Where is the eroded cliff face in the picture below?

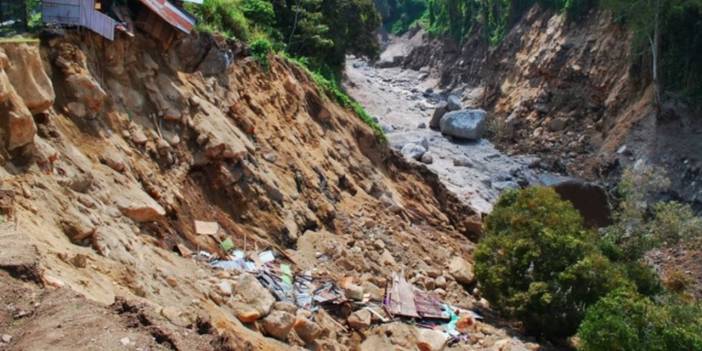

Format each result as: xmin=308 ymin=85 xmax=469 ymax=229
xmin=403 ymin=6 xmax=702 ymax=207
xmin=0 ymin=31 xmax=529 ymax=351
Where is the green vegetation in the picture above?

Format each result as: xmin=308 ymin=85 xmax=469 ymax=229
xmin=475 ymin=187 xmax=628 ymax=337
xmin=475 ymin=166 xmax=702 ymax=344
xmin=285 ymin=55 xmax=386 ymax=140
xmin=578 ymin=289 xmax=702 ymax=351
xmin=374 ymin=0 xmax=428 ymax=34
xmin=249 ymin=37 xmax=273 ymax=70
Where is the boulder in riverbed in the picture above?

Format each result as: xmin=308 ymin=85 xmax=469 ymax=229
xmin=401 ymin=143 xmax=426 ymax=160
xmin=440 ymin=109 xmax=487 ymax=140
xmin=429 ymin=101 xmax=448 ymax=130
xmin=447 ymin=95 xmax=462 ymax=111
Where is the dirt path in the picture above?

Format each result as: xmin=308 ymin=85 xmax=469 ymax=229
xmin=344 ymin=56 xmax=543 ymax=214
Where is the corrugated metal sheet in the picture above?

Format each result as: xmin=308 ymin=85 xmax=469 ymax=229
xmin=42 ymin=0 xmax=116 ymax=40
xmin=43 ymin=0 xmax=81 ymax=26
xmin=136 ymin=0 xmax=195 ymax=33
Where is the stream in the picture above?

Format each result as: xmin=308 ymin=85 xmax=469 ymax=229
xmin=344 ymin=56 xmax=545 ymax=214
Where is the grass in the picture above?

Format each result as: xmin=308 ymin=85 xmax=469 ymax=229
xmin=0 ymin=36 xmax=39 ymax=44
xmin=282 ymin=54 xmax=386 ymax=142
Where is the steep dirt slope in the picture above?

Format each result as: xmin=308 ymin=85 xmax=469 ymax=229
xmin=402 ymin=6 xmax=702 ymax=207
xmin=0 ymin=31 xmax=542 ymax=350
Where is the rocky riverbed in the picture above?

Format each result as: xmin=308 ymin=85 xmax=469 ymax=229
xmin=344 ymin=56 xmax=544 ymax=214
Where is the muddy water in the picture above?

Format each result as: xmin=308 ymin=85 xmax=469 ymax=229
xmin=344 ymin=56 xmax=544 ymax=214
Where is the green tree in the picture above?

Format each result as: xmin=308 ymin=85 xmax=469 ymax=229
xmin=602 ymin=0 xmax=702 ymax=112
xmin=475 ymin=187 xmax=628 ymax=337
xmin=578 ymin=289 xmax=702 ymax=351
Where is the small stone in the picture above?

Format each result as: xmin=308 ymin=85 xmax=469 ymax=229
xmin=421 ymin=153 xmax=434 ymax=164
xmin=434 ymin=276 xmax=447 ymax=289
xmin=347 ymin=309 xmax=371 ymax=330
xmin=119 ymin=337 xmax=130 ymax=346
xmin=214 ymin=280 xmax=231 ymax=296
xmin=344 ymin=283 xmax=364 ymax=301
xmin=166 ymin=276 xmax=178 ymax=288
xmin=418 ymin=122 xmax=427 ymax=129
xmin=401 ymin=143 xmax=426 ymax=160
xmin=447 ymin=95 xmax=462 ymax=111
xmin=453 ymin=157 xmax=472 ymax=167
xmin=1 ymin=334 xmax=12 ymax=343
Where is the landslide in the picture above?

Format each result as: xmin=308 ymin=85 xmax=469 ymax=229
xmin=0 ymin=30 xmax=514 ymax=350
xmin=402 ymin=5 xmax=702 ymax=208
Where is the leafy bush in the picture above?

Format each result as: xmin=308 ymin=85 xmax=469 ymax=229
xmin=187 ymin=0 xmax=251 ymax=40
xmin=578 ymin=289 xmax=702 ymax=351
xmin=250 ymin=37 xmax=273 ymax=70
xmin=284 ymin=55 xmax=385 ymax=140
xmin=475 ymin=187 xmax=627 ymax=337
xmin=602 ymin=164 xmax=701 ymax=261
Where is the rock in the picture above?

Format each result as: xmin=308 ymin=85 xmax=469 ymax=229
xmin=116 ymin=194 xmax=166 ymax=223
xmin=548 ymin=118 xmax=567 ymax=132
xmin=379 ymin=249 xmax=396 ymax=266
xmin=273 ymin=301 xmax=298 ymax=314
xmin=66 ymin=101 xmax=87 ymax=118
xmin=100 ymin=150 xmax=127 ymax=173
xmin=216 ymin=280 xmax=232 ymax=296
xmin=434 ymin=276 xmax=447 ymax=289
xmin=344 ymin=283 xmax=364 ymax=301
xmin=420 ymin=152 xmax=434 ymax=164
xmin=493 ymin=338 xmax=530 ymax=351
xmin=294 ymin=317 xmax=322 ymax=343
xmin=380 ymin=122 xmax=395 ymax=133
xmin=416 ymin=327 xmax=448 ymax=351
xmin=230 ymin=273 xmax=275 ymax=322
xmin=418 ymin=122 xmax=427 ymax=129
xmin=347 ymin=309 xmax=371 ymax=330
xmin=453 ymin=156 xmax=472 ymax=167
xmin=429 ymin=101 xmax=448 ymax=129
xmin=448 ymin=257 xmax=475 ymax=285
xmin=446 ymin=95 xmax=462 ymax=111
xmin=401 ymin=143 xmax=426 ymax=160
xmin=119 ymin=337 xmax=130 ymax=346
xmin=360 ymin=335 xmax=395 ymax=351
xmin=65 ymin=73 xmax=107 ymax=114
xmin=2 ymin=45 xmax=55 ymax=114
xmin=262 ymin=310 xmax=295 ymax=340
xmin=1 ymin=334 xmax=12 ymax=343
xmin=439 ymin=109 xmax=487 ymax=140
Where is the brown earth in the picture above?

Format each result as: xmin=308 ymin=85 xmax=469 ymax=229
xmin=0 ymin=29 xmax=545 ymax=350
xmin=401 ymin=5 xmax=702 ymax=209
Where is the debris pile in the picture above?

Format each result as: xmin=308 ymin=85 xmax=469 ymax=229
xmin=194 ymin=230 xmax=486 ymax=349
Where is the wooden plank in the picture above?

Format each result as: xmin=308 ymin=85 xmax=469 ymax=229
xmin=385 ymin=272 xmax=419 ymax=318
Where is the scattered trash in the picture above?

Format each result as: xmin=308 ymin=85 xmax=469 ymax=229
xmin=195 ymin=220 xmax=220 ymax=236
xmin=219 ymin=238 xmax=234 ymax=252
xmin=259 ymin=250 xmax=275 ymax=264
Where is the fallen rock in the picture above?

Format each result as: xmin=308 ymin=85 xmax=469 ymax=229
xmin=347 ymin=309 xmax=371 ymax=330
xmin=262 ymin=310 xmax=295 ymax=340
xmin=493 ymin=337 xmax=531 ymax=351
xmin=2 ymin=44 xmax=55 ymax=114
xmin=440 ymin=109 xmax=487 ymax=140
xmin=420 ymin=152 xmax=434 ymax=164
xmin=273 ymin=301 xmax=298 ymax=314
xmin=429 ymin=101 xmax=448 ymax=129
xmin=416 ymin=327 xmax=448 ymax=351
xmin=343 ymin=283 xmax=364 ymax=301
xmin=453 ymin=156 xmax=472 ymax=167
xmin=447 ymin=95 xmax=462 ymax=111
xmin=401 ymin=143 xmax=426 ymax=160
xmin=293 ymin=317 xmax=323 ymax=343
xmin=230 ymin=273 xmax=275 ymax=322
xmin=1 ymin=334 xmax=11 ymax=343
xmin=117 ymin=197 xmax=166 ymax=223
xmin=448 ymin=257 xmax=475 ymax=285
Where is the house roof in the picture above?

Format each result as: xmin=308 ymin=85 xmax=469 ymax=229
xmin=137 ymin=0 xmax=195 ymax=33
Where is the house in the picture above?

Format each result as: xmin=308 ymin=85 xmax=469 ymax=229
xmin=41 ymin=0 xmax=198 ymax=43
